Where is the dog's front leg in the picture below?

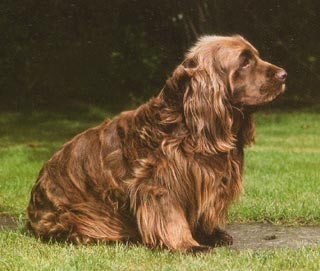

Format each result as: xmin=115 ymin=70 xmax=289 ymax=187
xmin=129 ymin=181 xmax=208 ymax=252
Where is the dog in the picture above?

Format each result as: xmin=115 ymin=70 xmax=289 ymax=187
xmin=27 ymin=35 xmax=286 ymax=252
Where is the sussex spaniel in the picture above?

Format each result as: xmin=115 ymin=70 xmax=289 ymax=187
xmin=27 ymin=35 xmax=287 ymax=252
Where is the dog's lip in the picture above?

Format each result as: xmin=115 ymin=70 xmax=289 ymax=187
xmin=231 ymin=83 xmax=286 ymax=108
xmin=250 ymin=84 xmax=286 ymax=107
xmin=264 ymin=84 xmax=286 ymax=103
xmin=275 ymin=84 xmax=286 ymax=97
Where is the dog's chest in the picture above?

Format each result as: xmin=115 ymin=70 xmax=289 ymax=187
xmin=173 ymin=151 xmax=243 ymax=219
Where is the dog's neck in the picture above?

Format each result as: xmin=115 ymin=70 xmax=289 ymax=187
xmin=232 ymin=108 xmax=256 ymax=148
xmin=134 ymin=93 xmax=255 ymax=155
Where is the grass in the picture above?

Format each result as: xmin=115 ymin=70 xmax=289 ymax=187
xmin=0 ymin=106 xmax=319 ymax=270
xmin=230 ymin=112 xmax=320 ymax=224
xmin=1 ymin=229 xmax=320 ymax=271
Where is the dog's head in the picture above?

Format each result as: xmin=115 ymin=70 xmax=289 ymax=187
xmin=162 ymin=35 xmax=286 ymax=154
xmin=184 ymin=35 xmax=287 ymax=107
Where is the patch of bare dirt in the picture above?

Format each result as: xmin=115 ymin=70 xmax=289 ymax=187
xmin=1 ymin=215 xmax=320 ymax=249
xmin=227 ymin=224 xmax=320 ymax=249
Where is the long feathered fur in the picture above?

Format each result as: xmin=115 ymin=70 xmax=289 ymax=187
xmin=27 ymin=35 xmax=286 ymax=252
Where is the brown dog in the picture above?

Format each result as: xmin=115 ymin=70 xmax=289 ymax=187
xmin=27 ymin=35 xmax=286 ymax=252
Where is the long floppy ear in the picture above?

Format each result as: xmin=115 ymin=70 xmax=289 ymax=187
xmin=183 ymin=62 xmax=235 ymax=154
xmin=161 ymin=64 xmax=193 ymax=108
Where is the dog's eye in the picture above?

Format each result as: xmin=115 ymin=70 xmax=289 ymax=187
xmin=239 ymin=49 xmax=253 ymax=69
xmin=240 ymin=59 xmax=250 ymax=69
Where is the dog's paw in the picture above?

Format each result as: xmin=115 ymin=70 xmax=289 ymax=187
xmin=210 ymin=228 xmax=233 ymax=247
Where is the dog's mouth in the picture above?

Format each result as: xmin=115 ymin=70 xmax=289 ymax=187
xmin=242 ymin=84 xmax=286 ymax=111
xmin=263 ymin=84 xmax=286 ymax=104
xmin=265 ymin=84 xmax=286 ymax=103
xmin=232 ymin=82 xmax=286 ymax=110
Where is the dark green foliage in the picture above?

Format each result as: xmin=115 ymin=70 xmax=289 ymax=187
xmin=0 ymin=1 xmax=319 ymax=110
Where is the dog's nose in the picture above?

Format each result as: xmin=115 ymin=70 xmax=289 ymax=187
xmin=275 ymin=69 xmax=287 ymax=82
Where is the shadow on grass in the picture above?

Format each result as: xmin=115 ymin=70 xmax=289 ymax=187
xmin=0 ymin=105 xmax=120 ymax=147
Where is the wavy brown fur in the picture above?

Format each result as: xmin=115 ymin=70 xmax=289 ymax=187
xmin=27 ymin=35 xmax=286 ymax=251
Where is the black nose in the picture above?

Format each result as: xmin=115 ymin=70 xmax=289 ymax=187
xmin=275 ymin=69 xmax=287 ymax=82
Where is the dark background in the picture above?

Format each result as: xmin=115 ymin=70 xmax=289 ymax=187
xmin=1 ymin=0 xmax=319 ymax=111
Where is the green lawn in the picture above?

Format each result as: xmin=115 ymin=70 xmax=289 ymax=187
xmin=0 ymin=107 xmax=319 ymax=270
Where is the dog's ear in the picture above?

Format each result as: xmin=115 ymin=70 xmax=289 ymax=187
xmin=183 ymin=64 xmax=235 ymax=154
xmin=161 ymin=64 xmax=193 ymax=107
